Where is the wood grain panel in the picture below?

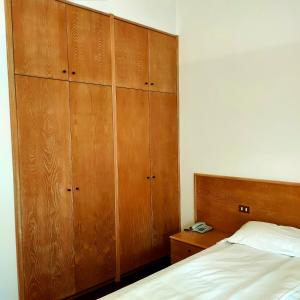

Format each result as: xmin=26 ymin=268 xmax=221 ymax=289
xmin=67 ymin=5 xmax=112 ymax=85
xmin=12 ymin=0 xmax=68 ymax=79
xmin=150 ymin=92 xmax=179 ymax=259
xmin=70 ymin=82 xmax=116 ymax=291
xmin=114 ymin=15 xmax=178 ymax=38
xmin=170 ymin=239 xmax=202 ymax=263
xmin=116 ymin=88 xmax=153 ymax=274
xmin=149 ymin=31 xmax=177 ymax=93
xmin=195 ymin=174 xmax=300 ymax=234
xmin=15 ymin=75 xmax=75 ymax=300
xmin=170 ymin=230 xmax=229 ymax=249
xmin=109 ymin=14 xmax=121 ymax=282
xmin=115 ymin=20 xmax=149 ymax=90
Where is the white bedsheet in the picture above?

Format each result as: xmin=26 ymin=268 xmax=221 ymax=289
xmin=101 ymin=241 xmax=300 ymax=300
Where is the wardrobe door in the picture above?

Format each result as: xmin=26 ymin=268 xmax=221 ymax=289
xmin=115 ymin=20 xmax=149 ymax=90
xmin=67 ymin=5 xmax=112 ymax=85
xmin=70 ymin=83 xmax=115 ymax=291
xmin=117 ymin=88 xmax=153 ymax=273
xmin=149 ymin=31 xmax=177 ymax=93
xmin=12 ymin=0 xmax=68 ymax=80
xmin=15 ymin=76 xmax=75 ymax=300
xmin=150 ymin=92 xmax=179 ymax=259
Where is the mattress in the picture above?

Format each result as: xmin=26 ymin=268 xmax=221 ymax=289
xmin=101 ymin=241 xmax=300 ymax=300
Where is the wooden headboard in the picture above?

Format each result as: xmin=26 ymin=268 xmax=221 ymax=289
xmin=194 ymin=174 xmax=300 ymax=234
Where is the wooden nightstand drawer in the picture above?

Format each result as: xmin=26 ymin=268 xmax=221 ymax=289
xmin=171 ymin=239 xmax=203 ymax=263
xmin=170 ymin=230 xmax=229 ymax=264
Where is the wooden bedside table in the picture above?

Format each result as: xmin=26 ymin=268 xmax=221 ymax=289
xmin=170 ymin=230 xmax=229 ymax=264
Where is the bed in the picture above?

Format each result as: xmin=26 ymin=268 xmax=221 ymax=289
xmin=102 ymin=239 xmax=300 ymax=299
xmin=101 ymin=175 xmax=300 ymax=300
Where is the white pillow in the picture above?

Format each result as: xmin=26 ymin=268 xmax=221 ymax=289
xmin=227 ymin=221 xmax=300 ymax=257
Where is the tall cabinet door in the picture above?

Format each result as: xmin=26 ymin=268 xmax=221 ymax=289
xmin=115 ymin=20 xmax=149 ymax=90
xmin=150 ymin=92 xmax=179 ymax=259
xmin=15 ymin=76 xmax=75 ymax=300
xmin=67 ymin=5 xmax=112 ymax=85
xmin=70 ymin=83 xmax=115 ymax=291
xmin=117 ymin=88 xmax=153 ymax=274
xmin=149 ymin=31 xmax=177 ymax=93
xmin=12 ymin=0 xmax=68 ymax=80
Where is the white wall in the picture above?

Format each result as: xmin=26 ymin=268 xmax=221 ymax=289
xmin=0 ymin=1 xmax=19 ymax=299
xmin=177 ymin=0 xmax=300 ymax=228
xmin=69 ymin=0 xmax=176 ymax=34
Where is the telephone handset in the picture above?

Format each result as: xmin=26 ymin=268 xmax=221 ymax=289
xmin=191 ymin=222 xmax=213 ymax=234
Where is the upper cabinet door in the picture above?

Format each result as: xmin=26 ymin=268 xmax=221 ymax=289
xmin=115 ymin=20 xmax=149 ymax=90
xmin=149 ymin=31 xmax=177 ymax=93
xmin=12 ymin=0 xmax=68 ymax=80
xmin=67 ymin=6 xmax=112 ymax=85
xmin=70 ymin=82 xmax=116 ymax=291
xmin=16 ymin=76 xmax=75 ymax=300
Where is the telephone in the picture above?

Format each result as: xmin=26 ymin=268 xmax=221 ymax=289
xmin=191 ymin=222 xmax=213 ymax=234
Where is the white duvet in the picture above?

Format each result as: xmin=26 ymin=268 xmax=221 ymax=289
xmin=101 ymin=241 xmax=300 ymax=300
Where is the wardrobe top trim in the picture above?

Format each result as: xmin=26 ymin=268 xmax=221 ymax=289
xmin=56 ymin=0 xmax=178 ymax=38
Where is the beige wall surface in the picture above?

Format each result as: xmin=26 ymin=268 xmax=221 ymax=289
xmin=69 ymin=0 xmax=177 ymax=34
xmin=177 ymin=0 xmax=300 ymax=227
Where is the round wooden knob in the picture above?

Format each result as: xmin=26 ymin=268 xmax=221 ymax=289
xmin=72 ymin=71 xmax=76 ymax=75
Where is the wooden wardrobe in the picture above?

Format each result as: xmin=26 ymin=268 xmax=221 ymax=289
xmin=115 ymin=19 xmax=179 ymax=273
xmin=6 ymin=0 xmax=179 ymax=299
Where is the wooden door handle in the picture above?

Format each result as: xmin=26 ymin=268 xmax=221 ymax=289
xmin=67 ymin=188 xmax=72 ymax=192
xmin=62 ymin=69 xmax=67 ymax=73
xmin=72 ymin=71 xmax=76 ymax=75
xmin=75 ymin=187 xmax=80 ymax=191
